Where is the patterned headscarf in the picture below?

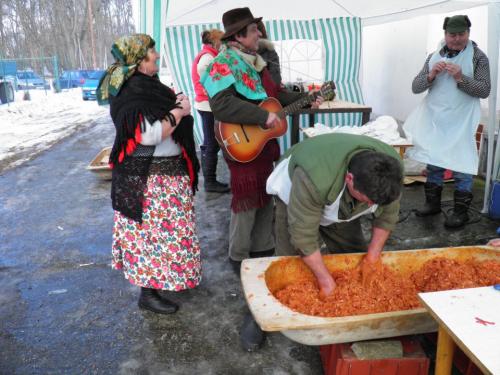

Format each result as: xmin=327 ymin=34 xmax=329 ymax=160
xmin=97 ymin=34 xmax=154 ymax=104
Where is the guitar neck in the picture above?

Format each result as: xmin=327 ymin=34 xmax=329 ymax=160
xmin=278 ymin=93 xmax=317 ymax=118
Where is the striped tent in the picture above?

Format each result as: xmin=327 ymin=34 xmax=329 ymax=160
xmin=164 ymin=18 xmax=363 ymax=151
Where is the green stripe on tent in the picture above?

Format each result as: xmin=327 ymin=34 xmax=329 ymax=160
xmin=335 ymin=19 xmax=350 ymax=124
xmin=286 ymin=20 xmax=293 ymax=39
xmin=292 ymin=19 xmax=300 ymax=39
xmin=318 ymin=19 xmax=331 ymax=85
xmin=172 ymin=27 xmax=189 ymax=93
xmin=153 ymin=0 xmax=161 ymax=51
xmin=140 ymin=0 xmax=147 ymax=33
xmin=296 ymin=21 xmax=307 ymax=39
xmin=345 ymin=18 xmax=355 ymax=82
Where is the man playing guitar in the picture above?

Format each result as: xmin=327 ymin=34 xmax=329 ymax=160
xmin=200 ymin=7 xmax=322 ymax=352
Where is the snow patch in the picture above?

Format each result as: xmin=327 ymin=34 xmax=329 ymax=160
xmin=0 ymin=89 xmax=110 ymax=171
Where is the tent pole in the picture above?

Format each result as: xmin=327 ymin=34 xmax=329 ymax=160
xmin=482 ymin=2 xmax=500 ymax=214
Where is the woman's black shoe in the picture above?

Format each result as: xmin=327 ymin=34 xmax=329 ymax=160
xmin=138 ymin=287 xmax=179 ymax=314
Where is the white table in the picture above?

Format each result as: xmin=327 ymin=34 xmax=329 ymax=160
xmin=418 ymin=286 xmax=500 ymax=375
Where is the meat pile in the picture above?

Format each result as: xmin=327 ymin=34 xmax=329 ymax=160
xmin=273 ymin=257 xmax=500 ymax=317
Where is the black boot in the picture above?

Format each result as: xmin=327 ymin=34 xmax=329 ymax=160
xmin=416 ymin=182 xmax=442 ymax=217
xmin=205 ymin=179 xmax=230 ymax=193
xmin=239 ymin=313 xmax=265 ymax=352
xmin=201 ymin=147 xmax=230 ymax=193
xmin=444 ymin=190 xmax=473 ymax=229
xmin=228 ymin=258 xmax=241 ymax=275
xmin=249 ymin=248 xmax=275 ymax=258
xmin=138 ymin=287 xmax=179 ymax=314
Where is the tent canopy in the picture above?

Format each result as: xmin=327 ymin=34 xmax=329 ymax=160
xmin=140 ymin=0 xmax=499 ymax=212
xmin=165 ymin=0 xmax=488 ymax=26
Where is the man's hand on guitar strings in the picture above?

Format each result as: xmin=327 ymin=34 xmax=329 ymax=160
xmin=265 ymin=112 xmax=280 ymax=129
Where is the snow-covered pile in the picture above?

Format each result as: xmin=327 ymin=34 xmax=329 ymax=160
xmin=0 ymin=89 xmax=109 ymax=171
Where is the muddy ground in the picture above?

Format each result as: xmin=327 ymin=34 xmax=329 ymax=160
xmin=1 ymin=117 xmax=498 ymax=374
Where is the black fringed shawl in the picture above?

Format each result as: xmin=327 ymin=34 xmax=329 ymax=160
xmin=109 ymin=72 xmax=199 ymax=222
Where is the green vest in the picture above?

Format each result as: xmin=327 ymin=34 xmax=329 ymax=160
xmin=285 ymin=133 xmax=402 ymax=204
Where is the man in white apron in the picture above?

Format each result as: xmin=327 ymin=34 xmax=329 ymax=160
xmin=267 ymin=133 xmax=403 ymax=298
xmin=403 ymin=15 xmax=490 ymax=229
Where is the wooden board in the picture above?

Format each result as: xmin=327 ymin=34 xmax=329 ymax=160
xmin=319 ymin=99 xmax=371 ymax=110
xmin=86 ymin=146 xmax=112 ymax=180
xmin=419 ymin=286 xmax=500 ymax=375
xmin=240 ymin=246 xmax=500 ymax=346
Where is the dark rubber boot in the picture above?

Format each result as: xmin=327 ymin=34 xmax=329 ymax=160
xmin=444 ymin=190 xmax=473 ymax=229
xmin=249 ymin=248 xmax=275 ymax=258
xmin=228 ymin=258 xmax=241 ymax=275
xmin=138 ymin=287 xmax=178 ymax=314
xmin=205 ymin=180 xmax=230 ymax=193
xmin=239 ymin=313 xmax=265 ymax=352
xmin=201 ymin=147 xmax=230 ymax=193
xmin=416 ymin=182 xmax=442 ymax=217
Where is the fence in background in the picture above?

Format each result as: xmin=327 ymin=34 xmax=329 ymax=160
xmin=0 ymin=56 xmax=60 ymax=102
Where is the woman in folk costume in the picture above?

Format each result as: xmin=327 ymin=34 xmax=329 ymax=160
xmin=191 ymin=29 xmax=230 ymax=193
xmin=97 ymin=34 xmax=201 ymax=315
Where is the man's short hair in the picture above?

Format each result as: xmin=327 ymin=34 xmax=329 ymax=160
xmin=348 ymin=151 xmax=403 ymax=205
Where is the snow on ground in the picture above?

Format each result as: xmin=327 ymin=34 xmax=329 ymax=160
xmin=0 ymin=89 xmax=110 ymax=172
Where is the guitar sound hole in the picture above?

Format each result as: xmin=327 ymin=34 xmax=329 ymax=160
xmin=239 ymin=124 xmax=250 ymax=142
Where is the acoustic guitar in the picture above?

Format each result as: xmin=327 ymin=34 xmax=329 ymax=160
xmin=215 ymin=81 xmax=335 ymax=163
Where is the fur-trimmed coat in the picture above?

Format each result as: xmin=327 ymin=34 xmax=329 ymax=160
xmin=258 ymin=39 xmax=282 ymax=85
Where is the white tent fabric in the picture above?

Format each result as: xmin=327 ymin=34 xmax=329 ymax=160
xmin=164 ymin=0 xmax=486 ymax=26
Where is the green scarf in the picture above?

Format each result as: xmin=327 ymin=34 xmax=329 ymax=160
xmin=200 ymin=44 xmax=268 ymax=101
xmin=97 ymin=34 xmax=154 ymax=105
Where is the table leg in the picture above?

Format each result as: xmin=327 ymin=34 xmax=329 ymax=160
xmin=309 ymin=113 xmax=315 ymax=127
xmin=362 ymin=111 xmax=370 ymax=125
xmin=397 ymin=147 xmax=405 ymax=158
xmin=435 ymin=325 xmax=455 ymax=375
xmin=291 ymin=114 xmax=300 ymax=145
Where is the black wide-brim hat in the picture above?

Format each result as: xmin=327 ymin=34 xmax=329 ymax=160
xmin=221 ymin=7 xmax=262 ymax=40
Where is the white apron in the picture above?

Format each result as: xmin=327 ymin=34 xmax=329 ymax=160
xmin=403 ymin=40 xmax=480 ymax=175
xmin=266 ymin=156 xmax=378 ymax=226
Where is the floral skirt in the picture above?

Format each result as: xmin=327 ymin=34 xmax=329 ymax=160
xmin=112 ymin=174 xmax=202 ymax=291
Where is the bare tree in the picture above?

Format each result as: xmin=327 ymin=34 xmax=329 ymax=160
xmin=0 ymin=0 xmax=135 ymax=73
